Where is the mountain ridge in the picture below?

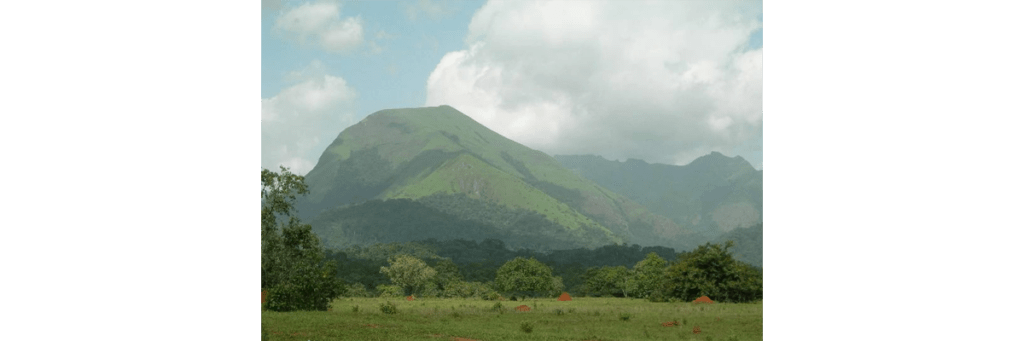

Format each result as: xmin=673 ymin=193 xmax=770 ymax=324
xmin=555 ymin=152 xmax=762 ymax=240
xmin=295 ymin=105 xmax=702 ymax=251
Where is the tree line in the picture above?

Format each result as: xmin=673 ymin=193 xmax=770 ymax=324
xmin=262 ymin=167 xmax=762 ymax=311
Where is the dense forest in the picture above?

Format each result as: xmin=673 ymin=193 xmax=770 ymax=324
xmin=325 ymin=238 xmax=759 ymax=299
xmin=310 ymin=194 xmax=608 ymax=251
xmin=264 ymin=167 xmax=762 ymax=312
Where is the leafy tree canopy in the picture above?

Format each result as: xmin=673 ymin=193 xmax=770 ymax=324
xmin=660 ymin=241 xmax=762 ymax=303
xmin=632 ymin=252 xmax=668 ymax=299
xmin=494 ymin=257 xmax=563 ymax=298
xmin=261 ymin=167 xmax=344 ymax=311
xmin=379 ymin=254 xmax=437 ymax=296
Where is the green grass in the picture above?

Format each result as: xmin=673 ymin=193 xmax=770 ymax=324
xmin=262 ymin=297 xmax=762 ymax=341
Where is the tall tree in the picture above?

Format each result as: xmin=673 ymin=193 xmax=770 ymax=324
xmin=659 ymin=241 xmax=762 ymax=303
xmin=494 ymin=257 xmax=562 ymax=298
xmin=582 ymin=266 xmax=632 ymax=297
xmin=631 ymin=252 xmax=668 ymax=299
xmin=379 ymin=254 xmax=437 ymax=295
xmin=262 ymin=167 xmax=343 ymax=311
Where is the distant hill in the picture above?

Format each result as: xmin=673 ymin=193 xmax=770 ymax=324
xmin=712 ymin=223 xmax=762 ymax=268
xmin=554 ymin=153 xmax=762 ymax=242
xmin=295 ymin=105 xmax=702 ymax=251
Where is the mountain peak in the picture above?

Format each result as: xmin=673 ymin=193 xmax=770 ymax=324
xmin=690 ymin=151 xmax=751 ymax=168
xmin=297 ymin=105 xmax=701 ymax=251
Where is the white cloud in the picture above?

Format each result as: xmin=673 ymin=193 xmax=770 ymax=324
xmin=405 ymin=0 xmax=455 ymax=21
xmin=375 ymin=30 xmax=397 ymax=40
xmin=426 ymin=0 xmax=763 ymax=166
xmin=262 ymin=0 xmax=282 ymax=12
xmin=262 ymin=61 xmax=358 ymax=175
xmin=274 ymin=1 xmax=364 ymax=54
xmin=262 ymin=0 xmax=282 ymax=21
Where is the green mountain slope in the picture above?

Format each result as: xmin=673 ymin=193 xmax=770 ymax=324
xmin=554 ymin=153 xmax=762 ymax=241
xmin=296 ymin=105 xmax=700 ymax=251
xmin=712 ymin=223 xmax=762 ymax=268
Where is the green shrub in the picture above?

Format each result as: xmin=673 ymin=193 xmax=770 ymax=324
xmin=351 ymin=305 xmax=359 ymax=313
xmin=482 ymin=291 xmax=502 ymax=301
xmin=346 ymin=283 xmax=373 ymax=297
xmin=619 ymin=312 xmax=632 ymax=321
xmin=265 ymin=282 xmax=340 ymax=312
xmin=376 ymin=284 xmax=404 ymax=298
xmin=491 ymin=302 xmax=504 ymax=312
xmin=520 ymin=322 xmax=534 ymax=333
xmin=661 ymin=241 xmax=762 ymax=303
xmin=379 ymin=301 xmax=397 ymax=315
xmin=647 ymin=290 xmax=666 ymax=303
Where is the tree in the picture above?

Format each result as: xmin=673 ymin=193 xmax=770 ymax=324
xmin=262 ymin=166 xmax=344 ymax=311
xmin=379 ymin=254 xmax=437 ymax=296
xmin=431 ymin=258 xmax=463 ymax=291
xmin=582 ymin=266 xmax=631 ymax=297
xmin=631 ymin=252 xmax=668 ymax=299
xmin=494 ymin=257 xmax=562 ymax=298
xmin=659 ymin=241 xmax=762 ymax=303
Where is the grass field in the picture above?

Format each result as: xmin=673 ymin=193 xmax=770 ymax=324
xmin=261 ymin=297 xmax=762 ymax=341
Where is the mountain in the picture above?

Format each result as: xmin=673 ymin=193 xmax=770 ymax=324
xmin=295 ymin=105 xmax=701 ymax=251
xmin=554 ymin=153 xmax=762 ymax=241
xmin=712 ymin=223 xmax=762 ymax=268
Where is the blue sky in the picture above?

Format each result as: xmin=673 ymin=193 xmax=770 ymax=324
xmin=262 ymin=0 xmax=763 ymax=175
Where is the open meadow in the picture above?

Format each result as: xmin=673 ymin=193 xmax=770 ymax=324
xmin=261 ymin=296 xmax=762 ymax=341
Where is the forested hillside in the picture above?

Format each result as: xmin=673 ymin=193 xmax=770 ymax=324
xmin=555 ymin=153 xmax=762 ymax=242
xmin=295 ymin=106 xmax=703 ymax=251
xmin=325 ymin=238 xmax=757 ymax=298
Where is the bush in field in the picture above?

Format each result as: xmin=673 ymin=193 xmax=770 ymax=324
xmin=379 ymin=301 xmax=397 ymax=314
xmin=482 ymin=290 xmax=503 ymax=301
xmin=440 ymin=280 xmax=498 ymax=299
xmin=376 ymin=284 xmax=404 ymax=298
xmin=658 ymin=241 xmax=762 ymax=303
xmin=439 ymin=280 xmax=473 ymax=298
xmin=345 ymin=283 xmax=373 ymax=297
xmin=581 ymin=252 xmax=668 ymax=298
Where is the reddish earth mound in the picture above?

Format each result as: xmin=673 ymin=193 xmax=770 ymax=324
xmin=693 ymin=296 xmax=714 ymax=303
xmin=692 ymin=325 xmax=702 ymax=334
xmin=514 ymin=305 xmax=531 ymax=312
xmin=661 ymin=321 xmax=679 ymax=327
xmin=406 ymin=295 xmax=415 ymax=301
xmin=557 ymin=292 xmax=572 ymax=301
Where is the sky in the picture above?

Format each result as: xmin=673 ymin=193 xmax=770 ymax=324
xmin=262 ymin=0 xmax=763 ymax=175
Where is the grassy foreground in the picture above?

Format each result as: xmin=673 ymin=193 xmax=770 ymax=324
xmin=261 ymin=297 xmax=762 ymax=341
